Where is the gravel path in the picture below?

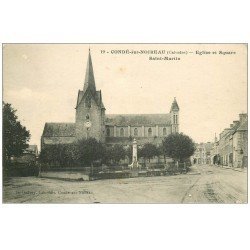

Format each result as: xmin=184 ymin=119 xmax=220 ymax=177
xmin=3 ymin=165 xmax=247 ymax=204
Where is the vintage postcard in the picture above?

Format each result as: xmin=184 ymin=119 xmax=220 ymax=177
xmin=2 ymin=43 xmax=248 ymax=203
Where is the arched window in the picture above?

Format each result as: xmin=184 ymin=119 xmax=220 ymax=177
xmin=107 ymin=128 xmax=110 ymax=137
xmin=85 ymin=96 xmax=91 ymax=108
xmin=163 ymin=127 xmax=167 ymax=136
xmin=148 ymin=128 xmax=152 ymax=137
xmin=86 ymin=114 xmax=90 ymax=120
xmin=134 ymin=128 xmax=138 ymax=136
xmin=174 ymin=114 xmax=178 ymax=124
xmin=120 ymin=128 xmax=124 ymax=137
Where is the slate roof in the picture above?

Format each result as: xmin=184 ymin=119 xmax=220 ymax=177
xmin=24 ymin=145 xmax=38 ymax=155
xmin=204 ymin=142 xmax=213 ymax=152
xmin=83 ymin=49 xmax=96 ymax=94
xmin=236 ymin=120 xmax=247 ymax=131
xmin=75 ymin=50 xmax=105 ymax=109
xmin=76 ymin=90 xmax=84 ymax=106
xmin=231 ymin=120 xmax=247 ymax=135
xmin=95 ymin=90 xmax=105 ymax=109
xmin=42 ymin=123 xmax=75 ymax=137
xmin=105 ymin=114 xmax=171 ymax=126
xmin=75 ymin=89 xmax=105 ymax=109
xmin=26 ymin=145 xmax=38 ymax=152
xmin=170 ymin=98 xmax=179 ymax=112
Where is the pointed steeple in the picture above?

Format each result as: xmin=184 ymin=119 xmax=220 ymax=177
xmin=83 ymin=49 xmax=96 ymax=94
xmin=170 ymin=97 xmax=180 ymax=112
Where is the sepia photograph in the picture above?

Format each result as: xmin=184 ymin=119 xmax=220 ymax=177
xmin=2 ymin=43 xmax=248 ymax=204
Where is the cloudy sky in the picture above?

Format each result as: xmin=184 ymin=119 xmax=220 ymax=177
xmin=3 ymin=44 xmax=247 ymax=149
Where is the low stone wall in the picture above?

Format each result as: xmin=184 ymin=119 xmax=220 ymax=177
xmin=39 ymin=165 xmax=189 ymax=181
xmin=90 ymin=171 xmax=131 ymax=180
xmin=39 ymin=171 xmax=90 ymax=181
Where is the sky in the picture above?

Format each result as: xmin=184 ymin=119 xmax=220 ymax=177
xmin=3 ymin=44 xmax=247 ymax=149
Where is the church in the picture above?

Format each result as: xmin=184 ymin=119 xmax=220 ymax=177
xmin=41 ymin=50 xmax=180 ymax=149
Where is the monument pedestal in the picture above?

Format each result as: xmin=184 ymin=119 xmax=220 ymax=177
xmin=130 ymin=169 xmax=139 ymax=178
xmin=129 ymin=160 xmax=140 ymax=169
xmin=128 ymin=138 xmax=141 ymax=174
xmin=129 ymin=161 xmax=140 ymax=177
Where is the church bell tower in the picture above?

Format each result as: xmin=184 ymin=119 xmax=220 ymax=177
xmin=170 ymin=97 xmax=180 ymax=133
xmin=75 ymin=49 xmax=106 ymax=142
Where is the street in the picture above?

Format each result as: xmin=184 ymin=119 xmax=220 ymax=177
xmin=3 ymin=164 xmax=247 ymax=204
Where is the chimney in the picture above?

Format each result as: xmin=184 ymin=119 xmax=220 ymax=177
xmin=239 ymin=113 xmax=247 ymax=123
xmin=233 ymin=120 xmax=239 ymax=126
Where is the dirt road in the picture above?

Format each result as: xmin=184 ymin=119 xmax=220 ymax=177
xmin=3 ymin=165 xmax=247 ymax=203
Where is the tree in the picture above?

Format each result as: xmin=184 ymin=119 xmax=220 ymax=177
xmin=3 ymin=102 xmax=30 ymax=166
xmin=64 ymin=143 xmax=78 ymax=167
xmin=162 ymin=133 xmax=195 ymax=163
xmin=75 ymin=138 xmax=105 ymax=166
xmin=102 ymin=146 xmax=113 ymax=165
xmin=110 ymin=144 xmax=126 ymax=164
xmin=39 ymin=145 xmax=53 ymax=166
xmin=157 ymin=144 xmax=167 ymax=163
xmin=140 ymin=143 xmax=159 ymax=163
xmin=53 ymin=144 xmax=72 ymax=167
xmin=39 ymin=139 xmax=106 ymax=168
xmin=125 ymin=145 xmax=133 ymax=163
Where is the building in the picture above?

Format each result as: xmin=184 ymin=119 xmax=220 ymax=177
xmin=218 ymin=128 xmax=232 ymax=166
xmin=212 ymin=113 xmax=247 ymax=168
xmin=210 ymin=134 xmax=219 ymax=164
xmin=231 ymin=114 xmax=247 ymax=168
xmin=11 ymin=145 xmax=38 ymax=164
xmin=24 ymin=145 xmax=39 ymax=157
xmin=41 ymin=50 xmax=180 ymax=149
xmin=192 ymin=142 xmax=213 ymax=165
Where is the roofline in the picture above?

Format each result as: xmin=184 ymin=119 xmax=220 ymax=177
xmin=42 ymin=136 xmax=76 ymax=138
xmin=105 ymin=124 xmax=171 ymax=127
xmin=75 ymin=88 xmax=102 ymax=109
xmin=106 ymin=113 xmax=171 ymax=116
xmin=44 ymin=122 xmax=75 ymax=124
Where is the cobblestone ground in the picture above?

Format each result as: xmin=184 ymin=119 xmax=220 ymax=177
xmin=2 ymin=164 xmax=247 ymax=204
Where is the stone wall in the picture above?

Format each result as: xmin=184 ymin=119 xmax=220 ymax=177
xmin=75 ymin=96 xmax=104 ymax=142
xmin=106 ymin=125 xmax=172 ymax=138
xmin=40 ymin=171 xmax=90 ymax=181
xmin=106 ymin=136 xmax=166 ymax=146
xmin=170 ymin=110 xmax=179 ymax=133
xmin=232 ymin=130 xmax=248 ymax=167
